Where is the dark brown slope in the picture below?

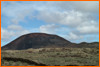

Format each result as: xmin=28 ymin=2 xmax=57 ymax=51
xmin=2 ymin=33 xmax=72 ymax=50
xmin=1 ymin=33 xmax=99 ymax=50
xmin=77 ymin=42 xmax=99 ymax=48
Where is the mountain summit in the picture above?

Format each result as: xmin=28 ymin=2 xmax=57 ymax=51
xmin=2 ymin=33 xmax=72 ymax=50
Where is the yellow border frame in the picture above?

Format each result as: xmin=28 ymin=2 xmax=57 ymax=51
xmin=0 ymin=0 xmax=99 ymax=67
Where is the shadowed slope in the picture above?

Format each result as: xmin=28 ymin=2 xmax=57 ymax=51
xmin=2 ymin=33 xmax=71 ymax=50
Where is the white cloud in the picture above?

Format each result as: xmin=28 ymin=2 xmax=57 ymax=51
xmin=71 ymin=1 xmax=99 ymax=13
xmin=66 ymin=32 xmax=83 ymax=40
xmin=8 ymin=24 xmax=23 ymax=31
xmin=77 ymin=25 xmax=99 ymax=34
xmin=37 ymin=10 xmax=99 ymax=34
xmin=47 ymin=1 xmax=99 ymax=13
xmin=1 ymin=25 xmax=30 ymax=41
xmin=2 ymin=1 xmax=98 ymax=24
xmin=39 ymin=24 xmax=59 ymax=34
xmin=1 ymin=28 xmax=15 ymax=41
xmin=37 ymin=7 xmax=99 ymax=34
xmin=2 ymin=1 xmax=35 ymax=24
xmin=77 ymin=21 xmax=99 ymax=34
xmin=37 ymin=10 xmax=97 ymax=26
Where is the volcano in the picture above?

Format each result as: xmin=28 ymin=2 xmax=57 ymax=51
xmin=2 ymin=33 xmax=72 ymax=50
xmin=1 ymin=33 xmax=99 ymax=50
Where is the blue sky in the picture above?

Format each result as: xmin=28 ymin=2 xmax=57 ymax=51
xmin=1 ymin=1 xmax=99 ymax=46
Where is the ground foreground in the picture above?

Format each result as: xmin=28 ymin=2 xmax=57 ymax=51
xmin=1 ymin=48 xmax=99 ymax=66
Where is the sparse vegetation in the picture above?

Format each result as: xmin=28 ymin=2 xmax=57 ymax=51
xmin=1 ymin=48 xmax=99 ymax=66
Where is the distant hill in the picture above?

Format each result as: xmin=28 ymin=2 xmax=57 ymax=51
xmin=1 ymin=33 xmax=99 ymax=50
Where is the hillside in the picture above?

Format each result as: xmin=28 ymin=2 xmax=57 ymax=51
xmin=1 ymin=33 xmax=99 ymax=50
xmin=1 ymin=48 xmax=99 ymax=66
xmin=1 ymin=33 xmax=99 ymax=66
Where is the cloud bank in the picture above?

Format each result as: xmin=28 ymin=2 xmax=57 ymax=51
xmin=1 ymin=1 xmax=99 ymax=45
